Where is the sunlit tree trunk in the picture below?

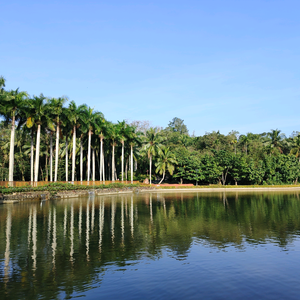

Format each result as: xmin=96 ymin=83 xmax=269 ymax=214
xmin=131 ymin=145 xmax=133 ymax=184
xmin=92 ymin=148 xmax=95 ymax=181
xmin=72 ymin=126 xmax=76 ymax=182
xmin=31 ymin=130 xmax=34 ymax=182
xmin=54 ymin=124 xmax=59 ymax=182
xmin=159 ymin=170 xmax=165 ymax=184
xmin=87 ymin=130 xmax=91 ymax=182
xmin=8 ymin=112 xmax=15 ymax=184
xmin=65 ymin=137 xmax=68 ymax=182
xmin=80 ymin=139 xmax=83 ymax=181
xmin=149 ymin=154 xmax=152 ymax=184
xmin=50 ymin=132 xmax=53 ymax=182
xmin=34 ymin=124 xmax=41 ymax=182
xmin=102 ymin=150 xmax=105 ymax=183
xmin=121 ymin=141 xmax=124 ymax=181
xmin=111 ymin=146 xmax=115 ymax=181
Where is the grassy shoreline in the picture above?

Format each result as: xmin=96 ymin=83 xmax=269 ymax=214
xmin=1 ymin=182 xmax=300 ymax=195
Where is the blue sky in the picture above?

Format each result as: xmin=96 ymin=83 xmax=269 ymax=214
xmin=1 ymin=0 xmax=300 ymax=136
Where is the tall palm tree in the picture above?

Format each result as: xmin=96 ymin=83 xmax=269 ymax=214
xmin=107 ymin=122 xmax=120 ymax=182
xmin=142 ymin=128 xmax=164 ymax=184
xmin=94 ymin=117 xmax=107 ymax=182
xmin=27 ymin=94 xmax=53 ymax=182
xmin=66 ymin=101 xmax=87 ymax=182
xmin=155 ymin=147 xmax=177 ymax=184
xmin=290 ymin=134 xmax=300 ymax=162
xmin=127 ymin=125 xmax=142 ymax=183
xmin=0 ymin=88 xmax=28 ymax=183
xmin=48 ymin=97 xmax=67 ymax=182
xmin=239 ymin=134 xmax=250 ymax=155
xmin=82 ymin=107 xmax=103 ymax=182
xmin=265 ymin=129 xmax=286 ymax=154
xmin=118 ymin=121 xmax=132 ymax=182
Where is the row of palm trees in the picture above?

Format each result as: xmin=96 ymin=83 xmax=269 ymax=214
xmin=1 ymin=78 xmax=166 ymax=183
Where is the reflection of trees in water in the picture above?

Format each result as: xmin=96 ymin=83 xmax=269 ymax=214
xmin=1 ymin=191 xmax=300 ymax=298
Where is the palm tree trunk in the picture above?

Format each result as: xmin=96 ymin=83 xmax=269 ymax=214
xmin=65 ymin=137 xmax=68 ymax=182
xmin=159 ymin=170 xmax=165 ymax=184
xmin=125 ymin=158 xmax=128 ymax=181
xmin=50 ymin=132 xmax=53 ymax=182
xmin=8 ymin=111 xmax=15 ymax=184
xmin=100 ymin=138 xmax=103 ymax=181
xmin=87 ymin=130 xmax=91 ymax=182
xmin=31 ymin=130 xmax=34 ymax=182
xmin=54 ymin=124 xmax=59 ymax=182
xmin=92 ymin=148 xmax=95 ymax=181
xmin=102 ymin=150 xmax=105 ymax=183
xmin=45 ymin=153 xmax=48 ymax=181
xmin=122 ymin=142 xmax=124 ymax=182
xmin=72 ymin=126 xmax=76 ymax=182
xmin=34 ymin=124 xmax=41 ymax=182
xmin=80 ymin=139 xmax=83 ymax=181
xmin=112 ymin=144 xmax=115 ymax=182
xmin=149 ymin=154 xmax=152 ymax=185
xmin=131 ymin=145 xmax=133 ymax=184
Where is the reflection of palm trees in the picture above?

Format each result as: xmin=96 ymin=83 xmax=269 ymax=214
xmin=150 ymin=193 xmax=153 ymax=223
xmin=47 ymin=208 xmax=52 ymax=245
xmin=79 ymin=200 xmax=82 ymax=237
xmin=52 ymin=207 xmax=56 ymax=268
xmin=70 ymin=204 xmax=74 ymax=262
xmin=111 ymin=198 xmax=116 ymax=243
xmin=32 ymin=206 xmax=37 ymax=272
xmin=4 ymin=207 xmax=12 ymax=283
xmin=86 ymin=200 xmax=90 ymax=260
xmin=121 ymin=198 xmax=125 ymax=245
xmin=130 ymin=195 xmax=134 ymax=238
xmin=99 ymin=199 xmax=105 ymax=252
xmin=64 ymin=206 xmax=67 ymax=239
xmin=91 ymin=198 xmax=95 ymax=232
xmin=28 ymin=206 xmax=32 ymax=249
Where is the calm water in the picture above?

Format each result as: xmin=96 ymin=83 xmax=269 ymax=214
xmin=1 ymin=191 xmax=300 ymax=299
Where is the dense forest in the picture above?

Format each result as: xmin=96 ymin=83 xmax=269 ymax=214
xmin=1 ymin=76 xmax=300 ymax=185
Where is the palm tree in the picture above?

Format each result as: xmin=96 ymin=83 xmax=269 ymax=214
xmin=239 ymin=134 xmax=250 ymax=155
xmin=66 ymin=101 xmax=88 ymax=182
xmin=0 ymin=88 xmax=28 ymax=183
xmin=118 ymin=121 xmax=132 ymax=182
xmin=94 ymin=117 xmax=107 ymax=182
xmin=290 ymin=134 xmax=300 ymax=162
xmin=82 ymin=107 xmax=103 ymax=182
xmin=142 ymin=128 xmax=164 ymax=184
xmin=48 ymin=97 xmax=67 ymax=182
xmin=155 ymin=147 xmax=177 ymax=184
xmin=107 ymin=122 xmax=120 ymax=182
xmin=265 ymin=129 xmax=286 ymax=154
xmin=27 ymin=94 xmax=53 ymax=182
xmin=127 ymin=125 xmax=142 ymax=183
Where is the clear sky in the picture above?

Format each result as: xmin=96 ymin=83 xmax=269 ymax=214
xmin=1 ymin=0 xmax=300 ymax=136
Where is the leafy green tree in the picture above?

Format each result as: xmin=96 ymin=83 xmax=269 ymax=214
xmin=0 ymin=88 xmax=28 ymax=183
xmin=264 ymin=129 xmax=286 ymax=155
xmin=142 ymin=128 xmax=164 ymax=184
xmin=48 ymin=97 xmax=67 ymax=181
xmin=290 ymin=134 xmax=300 ymax=162
xmin=229 ymin=154 xmax=248 ymax=185
xmin=67 ymin=101 xmax=88 ymax=181
xmin=167 ymin=117 xmax=189 ymax=135
xmin=155 ymin=147 xmax=177 ymax=183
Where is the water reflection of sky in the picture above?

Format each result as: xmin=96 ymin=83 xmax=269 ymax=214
xmin=1 ymin=192 xmax=300 ymax=299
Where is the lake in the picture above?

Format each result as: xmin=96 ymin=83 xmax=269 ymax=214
xmin=1 ymin=191 xmax=300 ymax=299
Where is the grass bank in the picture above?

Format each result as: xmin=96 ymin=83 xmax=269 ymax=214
xmin=0 ymin=182 xmax=142 ymax=195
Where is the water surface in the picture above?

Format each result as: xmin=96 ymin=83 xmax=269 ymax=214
xmin=1 ymin=191 xmax=300 ymax=299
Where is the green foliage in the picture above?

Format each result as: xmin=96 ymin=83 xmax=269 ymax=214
xmin=0 ymin=182 xmax=140 ymax=194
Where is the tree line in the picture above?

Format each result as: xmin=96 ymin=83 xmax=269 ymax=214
xmin=0 ymin=76 xmax=300 ymax=185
